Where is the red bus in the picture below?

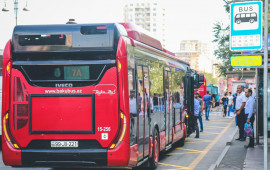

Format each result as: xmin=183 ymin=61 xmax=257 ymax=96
xmin=194 ymin=72 xmax=207 ymax=98
xmin=2 ymin=22 xmax=195 ymax=168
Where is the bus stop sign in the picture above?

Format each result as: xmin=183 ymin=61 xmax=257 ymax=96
xmin=230 ymin=1 xmax=262 ymax=51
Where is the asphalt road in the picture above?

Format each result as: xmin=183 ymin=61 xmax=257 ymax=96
xmin=0 ymin=109 xmax=237 ymax=170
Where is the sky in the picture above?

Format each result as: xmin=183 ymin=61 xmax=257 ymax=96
xmin=0 ymin=0 xmax=229 ymax=52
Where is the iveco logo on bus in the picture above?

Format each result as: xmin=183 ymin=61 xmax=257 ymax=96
xmin=55 ymin=83 xmax=73 ymax=87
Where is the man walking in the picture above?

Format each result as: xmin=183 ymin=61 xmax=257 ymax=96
xmin=194 ymin=96 xmax=200 ymax=138
xmin=195 ymin=93 xmax=204 ymax=132
xmin=244 ymin=89 xmax=255 ymax=148
xmin=234 ymin=85 xmax=247 ymax=141
xmin=203 ymin=91 xmax=212 ymax=121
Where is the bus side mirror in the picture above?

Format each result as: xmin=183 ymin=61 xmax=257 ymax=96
xmin=193 ymin=73 xmax=199 ymax=88
xmin=199 ymin=73 xmax=204 ymax=84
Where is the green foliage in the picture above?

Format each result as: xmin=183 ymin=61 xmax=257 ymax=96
xmin=213 ymin=0 xmax=234 ymax=77
xmin=149 ymin=62 xmax=164 ymax=94
xmin=200 ymin=71 xmax=218 ymax=85
xmin=213 ymin=0 xmax=270 ymax=77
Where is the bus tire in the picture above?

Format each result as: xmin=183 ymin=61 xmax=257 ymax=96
xmin=177 ymin=137 xmax=185 ymax=147
xmin=148 ymin=128 xmax=159 ymax=169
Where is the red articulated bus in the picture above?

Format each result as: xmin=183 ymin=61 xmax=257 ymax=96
xmin=193 ymin=72 xmax=207 ymax=98
xmin=2 ymin=22 xmax=195 ymax=168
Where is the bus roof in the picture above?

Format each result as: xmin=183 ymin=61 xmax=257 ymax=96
xmin=11 ymin=22 xmax=188 ymax=66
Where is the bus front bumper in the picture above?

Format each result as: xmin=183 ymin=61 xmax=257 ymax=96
xmin=21 ymin=149 xmax=107 ymax=167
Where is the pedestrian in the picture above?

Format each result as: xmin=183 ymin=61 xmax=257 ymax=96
xmin=194 ymin=96 xmax=200 ymax=138
xmin=244 ymin=89 xmax=255 ymax=148
xmin=234 ymin=85 xmax=247 ymax=141
xmin=203 ymin=91 xmax=212 ymax=121
xmin=195 ymin=93 xmax=204 ymax=132
xmin=228 ymin=92 xmax=234 ymax=118
xmin=129 ymin=90 xmax=137 ymax=142
xmin=233 ymin=93 xmax=238 ymax=125
xmin=153 ymin=93 xmax=159 ymax=113
xmin=221 ymin=93 xmax=228 ymax=117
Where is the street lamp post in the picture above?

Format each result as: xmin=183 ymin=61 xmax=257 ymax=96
xmin=2 ymin=0 xmax=29 ymax=25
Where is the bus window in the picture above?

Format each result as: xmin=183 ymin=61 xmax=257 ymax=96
xmin=149 ymin=61 xmax=164 ymax=131
xmin=136 ymin=65 xmax=144 ymax=159
xmin=128 ymin=69 xmax=137 ymax=145
xmin=251 ymin=13 xmax=256 ymax=17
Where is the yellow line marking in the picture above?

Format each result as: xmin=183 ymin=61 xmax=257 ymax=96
xmin=189 ymin=138 xmax=212 ymax=142
xmin=203 ymin=132 xmax=222 ymax=135
xmin=211 ymin=122 xmax=231 ymax=125
xmin=187 ymin=120 xmax=234 ymax=169
xmin=185 ymin=142 xmax=198 ymax=143
xmin=206 ymin=126 xmax=226 ymax=128
xmin=176 ymin=148 xmax=203 ymax=152
xmin=185 ymin=140 xmax=210 ymax=143
xmin=204 ymin=127 xmax=224 ymax=130
xmin=158 ymin=162 xmax=188 ymax=169
xmin=167 ymin=151 xmax=201 ymax=155
xmin=200 ymin=133 xmax=216 ymax=136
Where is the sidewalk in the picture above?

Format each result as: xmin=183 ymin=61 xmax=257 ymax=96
xmin=243 ymin=145 xmax=270 ymax=170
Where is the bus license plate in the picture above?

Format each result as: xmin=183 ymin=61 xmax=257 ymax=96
xmin=51 ymin=141 xmax=78 ymax=148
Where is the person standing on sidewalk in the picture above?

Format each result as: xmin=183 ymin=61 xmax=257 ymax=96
xmin=194 ymin=96 xmax=200 ymax=138
xmin=221 ymin=93 xmax=228 ymax=117
xmin=244 ymin=89 xmax=255 ymax=148
xmin=195 ymin=93 xmax=204 ymax=132
xmin=235 ymin=85 xmax=247 ymax=141
xmin=233 ymin=93 xmax=238 ymax=125
xmin=203 ymin=91 xmax=212 ymax=121
xmin=228 ymin=92 xmax=234 ymax=117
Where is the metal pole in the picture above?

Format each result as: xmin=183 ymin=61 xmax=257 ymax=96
xmin=14 ymin=0 xmax=18 ymax=25
xmin=256 ymin=68 xmax=259 ymax=145
xmin=263 ymin=0 xmax=269 ymax=169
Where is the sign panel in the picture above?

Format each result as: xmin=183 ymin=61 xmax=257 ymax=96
xmin=230 ymin=1 xmax=262 ymax=51
xmin=231 ymin=55 xmax=262 ymax=67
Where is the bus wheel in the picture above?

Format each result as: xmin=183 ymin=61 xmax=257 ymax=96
xmin=236 ymin=20 xmax=241 ymax=24
xmin=149 ymin=129 xmax=159 ymax=169
xmin=249 ymin=19 xmax=254 ymax=23
xmin=177 ymin=137 xmax=185 ymax=147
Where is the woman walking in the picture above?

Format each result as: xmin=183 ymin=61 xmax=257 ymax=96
xmin=221 ymin=93 xmax=228 ymax=117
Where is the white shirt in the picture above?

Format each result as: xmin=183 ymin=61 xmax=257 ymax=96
xmin=245 ymin=96 xmax=255 ymax=118
xmin=228 ymin=96 xmax=233 ymax=105
xmin=194 ymin=98 xmax=200 ymax=116
xmin=129 ymin=97 xmax=137 ymax=114
xmin=235 ymin=91 xmax=247 ymax=110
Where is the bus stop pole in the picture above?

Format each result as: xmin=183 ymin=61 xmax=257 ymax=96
xmin=263 ymin=0 xmax=269 ymax=169
xmin=256 ymin=68 xmax=259 ymax=145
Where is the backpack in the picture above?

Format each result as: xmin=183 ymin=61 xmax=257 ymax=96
xmin=244 ymin=123 xmax=253 ymax=137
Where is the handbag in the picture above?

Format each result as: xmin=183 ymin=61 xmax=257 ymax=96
xmin=244 ymin=123 xmax=253 ymax=137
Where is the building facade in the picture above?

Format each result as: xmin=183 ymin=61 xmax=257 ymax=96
xmin=176 ymin=40 xmax=208 ymax=71
xmin=124 ymin=0 xmax=166 ymax=47
xmin=176 ymin=40 xmax=218 ymax=77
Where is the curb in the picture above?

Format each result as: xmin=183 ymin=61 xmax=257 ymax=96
xmin=208 ymin=126 xmax=238 ymax=170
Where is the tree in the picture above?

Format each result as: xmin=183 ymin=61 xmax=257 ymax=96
xmin=200 ymin=71 xmax=218 ymax=85
xmin=213 ymin=0 xmax=233 ymax=77
xmin=213 ymin=0 xmax=270 ymax=77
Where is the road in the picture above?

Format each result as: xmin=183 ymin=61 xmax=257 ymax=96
xmin=0 ymin=109 xmax=237 ymax=170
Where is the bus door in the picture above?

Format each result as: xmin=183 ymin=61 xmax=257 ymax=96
xmin=183 ymin=74 xmax=195 ymax=136
xmin=136 ymin=65 xmax=150 ymax=160
xmin=164 ymin=70 xmax=172 ymax=145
